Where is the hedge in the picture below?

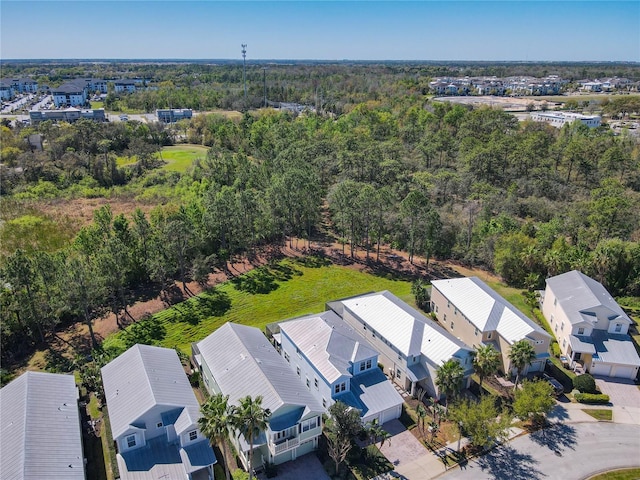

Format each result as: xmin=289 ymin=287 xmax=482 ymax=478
xmin=573 ymin=373 xmax=597 ymax=394
xmin=575 ymin=393 xmax=610 ymax=404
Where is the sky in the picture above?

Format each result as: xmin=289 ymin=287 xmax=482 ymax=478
xmin=1 ymin=1 xmax=639 ymax=62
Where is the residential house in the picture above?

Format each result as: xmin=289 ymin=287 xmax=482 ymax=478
xmin=275 ymin=310 xmax=403 ymax=425
xmin=0 ymin=371 xmax=86 ymax=480
xmin=101 ymin=344 xmax=216 ymax=480
xmin=193 ymin=322 xmax=324 ymax=472
xmin=327 ymin=291 xmax=475 ymax=399
xmin=542 ymin=270 xmax=640 ymax=379
xmin=431 ymin=277 xmax=552 ymax=376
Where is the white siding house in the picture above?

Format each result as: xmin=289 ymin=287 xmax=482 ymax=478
xmin=101 ymin=344 xmax=216 ymax=480
xmin=542 ymin=270 xmax=640 ymax=380
xmin=0 ymin=371 xmax=86 ymax=480
xmin=431 ymin=277 xmax=551 ymax=376
xmin=276 ymin=310 xmax=403 ymax=425
xmin=327 ymin=291 xmax=475 ymax=399
xmin=193 ymin=322 xmax=324 ymax=473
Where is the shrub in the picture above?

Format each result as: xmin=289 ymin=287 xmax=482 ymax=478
xmin=573 ymin=374 xmax=597 ymax=394
xmin=551 ymin=342 xmax=561 ymax=357
xmin=574 ymin=393 xmax=610 ymax=404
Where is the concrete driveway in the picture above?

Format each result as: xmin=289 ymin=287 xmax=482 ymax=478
xmin=255 ymin=452 xmax=329 ymax=480
xmin=438 ymin=423 xmax=640 ymax=480
xmin=594 ymin=376 xmax=640 ymax=407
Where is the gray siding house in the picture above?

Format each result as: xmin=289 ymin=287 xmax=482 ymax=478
xmin=101 ymin=344 xmax=216 ymax=480
xmin=193 ymin=322 xmax=324 ymax=472
xmin=0 ymin=371 xmax=86 ymax=480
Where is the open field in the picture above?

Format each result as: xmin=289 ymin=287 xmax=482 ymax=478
xmin=102 ymin=258 xmax=414 ymax=355
xmin=159 ymin=144 xmax=209 ymax=172
xmin=90 ymin=101 xmax=104 ymax=109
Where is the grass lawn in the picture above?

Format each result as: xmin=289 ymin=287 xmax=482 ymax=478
xmin=581 ymin=409 xmax=612 ymax=421
xmin=586 ymin=468 xmax=640 ymax=480
xmin=116 ymin=155 xmax=137 ymax=167
xmin=102 ymin=258 xmax=413 ymax=355
xmin=90 ymin=101 xmax=104 ymax=109
xmin=158 ymin=144 xmax=209 ymax=172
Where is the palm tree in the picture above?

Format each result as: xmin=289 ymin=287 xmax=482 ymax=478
xmin=472 ymin=344 xmax=501 ymax=396
xmin=435 ymin=359 xmax=465 ymax=409
xmin=199 ymin=394 xmax=234 ymax=480
xmin=509 ymin=339 xmax=536 ymax=391
xmin=233 ymin=395 xmax=271 ymax=480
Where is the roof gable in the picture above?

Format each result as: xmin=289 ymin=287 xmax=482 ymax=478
xmin=546 ymin=270 xmax=631 ymax=325
xmin=101 ymin=344 xmax=200 ymax=439
xmin=196 ymin=323 xmax=323 ymax=415
xmin=432 ymin=277 xmax=550 ymax=343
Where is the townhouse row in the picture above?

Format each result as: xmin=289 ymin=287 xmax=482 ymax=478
xmin=2 ymin=270 xmax=637 ymax=479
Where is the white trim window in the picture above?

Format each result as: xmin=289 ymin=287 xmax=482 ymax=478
xmin=189 ymin=430 xmax=198 ymax=441
xmin=126 ymin=434 xmax=136 ymax=448
xmin=300 ymin=417 xmax=320 ymax=432
xmin=334 ymin=382 xmax=346 ymax=394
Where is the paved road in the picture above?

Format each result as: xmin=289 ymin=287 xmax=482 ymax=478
xmin=436 ymin=422 xmax=640 ymax=480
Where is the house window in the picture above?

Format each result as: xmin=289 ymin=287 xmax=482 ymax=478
xmin=444 ymin=314 xmax=447 ymax=322
xmin=126 ymin=435 xmax=136 ymax=448
xmin=366 ymin=359 xmax=372 ymax=369
xmin=156 ymin=422 xmax=163 ymax=429
xmin=454 ymin=308 xmax=457 ymax=316
xmin=189 ymin=430 xmax=197 ymax=441
xmin=322 ymin=398 xmax=327 ymax=408
xmin=301 ymin=417 xmax=319 ymax=432
xmin=284 ymin=352 xmax=290 ymax=363
xmin=334 ymin=382 xmax=346 ymax=394
xmin=577 ymin=328 xmax=584 ymax=335
xmin=561 ymin=323 xmax=564 ymax=331
xmin=614 ymin=324 xmax=622 ymax=333
xmin=562 ymin=339 xmax=566 ymax=348
xmin=306 ymin=377 xmax=310 ymax=389
xmin=314 ymin=378 xmax=319 ymax=389
xmin=296 ymin=348 xmax=301 ymax=358
xmin=396 ymin=368 xmax=402 ymax=380
xmin=296 ymin=366 xmax=300 ymax=376
xmin=450 ymin=321 xmax=454 ymax=330
xmin=487 ymin=332 xmax=492 ymax=340
xmin=554 ymin=298 xmax=557 ymax=307
xmin=550 ymin=314 xmax=554 ymax=324
xmin=474 ymin=328 xmax=478 ymax=336
xmin=554 ymin=325 xmax=558 ymax=333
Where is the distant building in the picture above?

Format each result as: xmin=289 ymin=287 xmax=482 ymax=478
xmin=114 ymin=79 xmax=137 ymax=93
xmin=156 ymin=108 xmax=193 ymax=123
xmin=52 ymin=80 xmax=89 ymax=107
xmin=29 ymin=108 xmax=106 ymax=124
xmin=530 ymin=111 xmax=601 ymax=128
xmin=0 ymin=79 xmax=14 ymax=100
xmin=10 ymin=77 xmax=39 ymax=93
xmin=85 ymin=78 xmax=109 ymax=94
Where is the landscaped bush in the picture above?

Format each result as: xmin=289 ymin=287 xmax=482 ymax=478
xmin=574 ymin=393 xmax=610 ymax=404
xmin=573 ymin=373 xmax=597 ymax=393
xmin=551 ymin=341 xmax=561 ymax=357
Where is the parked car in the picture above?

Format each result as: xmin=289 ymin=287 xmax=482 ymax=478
xmin=543 ymin=373 xmax=564 ymax=396
xmin=560 ymin=355 xmax=570 ymax=368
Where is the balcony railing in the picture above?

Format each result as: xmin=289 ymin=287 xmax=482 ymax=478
xmin=269 ymin=436 xmax=300 ymax=455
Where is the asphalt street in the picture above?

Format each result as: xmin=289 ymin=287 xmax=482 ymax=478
xmin=436 ymin=422 xmax=640 ymax=480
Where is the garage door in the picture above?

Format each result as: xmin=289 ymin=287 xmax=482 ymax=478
xmin=529 ymin=360 xmax=544 ymax=373
xmin=590 ymin=363 xmax=611 ymax=376
xmin=379 ymin=405 xmax=401 ymax=425
xmin=296 ymin=438 xmax=316 ymax=458
xmin=611 ymin=365 xmax=637 ymax=379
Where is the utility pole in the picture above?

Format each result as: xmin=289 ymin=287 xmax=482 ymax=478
xmin=263 ymin=67 xmax=267 ymax=108
xmin=241 ymin=44 xmax=247 ymax=102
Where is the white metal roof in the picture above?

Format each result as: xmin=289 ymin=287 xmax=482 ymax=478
xmin=431 ymin=277 xmax=550 ymax=344
xmin=196 ymin=322 xmax=323 ymax=415
xmin=0 ymin=371 xmax=85 ymax=480
xmin=545 ymin=270 xmax=631 ymax=326
xmin=101 ymin=344 xmax=201 ymax=439
xmin=340 ymin=291 xmax=473 ymax=366
xmin=280 ymin=311 xmax=378 ymax=384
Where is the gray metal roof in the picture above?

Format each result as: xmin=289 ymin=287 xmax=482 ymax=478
xmin=546 ymin=270 xmax=632 ymax=326
xmin=431 ymin=277 xmax=550 ymax=343
xmin=0 ymin=371 xmax=85 ymax=480
xmin=590 ymin=331 xmax=640 ymax=367
xmin=339 ymin=369 xmax=403 ymax=419
xmin=279 ymin=311 xmax=378 ymax=383
xmin=196 ymin=322 xmax=323 ymax=415
xmin=101 ymin=344 xmax=201 ymax=439
xmin=339 ymin=291 xmax=474 ymax=366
